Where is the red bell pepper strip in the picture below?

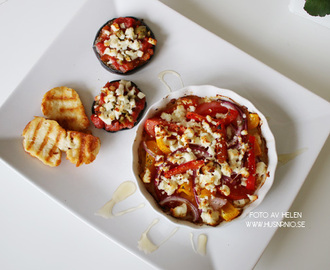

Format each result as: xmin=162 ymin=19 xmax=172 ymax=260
xmin=246 ymin=135 xmax=256 ymax=191
xmin=144 ymin=118 xmax=186 ymax=137
xmin=186 ymin=111 xmax=209 ymax=123
xmin=223 ymin=109 xmax=239 ymax=125
xmin=186 ymin=110 xmax=238 ymax=127
xmin=195 ymin=101 xmax=228 ymax=117
xmin=164 ymin=160 xmax=205 ymax=178
xmin=215 ymin=123 xmax=227 ymax=163
xmin=186 ymin=112 xmax=225 ymax=129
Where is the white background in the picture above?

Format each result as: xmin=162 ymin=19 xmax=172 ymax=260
xmin=0 ymin=0 xmax=329 ymax=269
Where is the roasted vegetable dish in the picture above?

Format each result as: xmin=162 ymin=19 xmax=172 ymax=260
xmin=138 ymin=95 xmax=269 ymax=226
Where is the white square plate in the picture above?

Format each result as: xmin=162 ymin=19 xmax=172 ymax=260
xmin=0 ymin=0 xmax=329 ymax=269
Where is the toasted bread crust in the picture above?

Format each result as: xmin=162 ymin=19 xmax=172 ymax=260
xmin=22 ymin=117 xmax=66 ymax=167
xmin=41 ymin=87 xmax=90 ymax=131
xmin=22 ymin=117 xmax=100 ymax=167
xmin=66 ymin=131 xmax=101 ymax=167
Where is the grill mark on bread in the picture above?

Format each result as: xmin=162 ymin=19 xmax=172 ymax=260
xmin=41 ymin=87 xmax=90 ymax=131
xmin=37 ymin=120 xmax=52 ymax=157
xmin=22 ymin=117 xmax=64 ymax=167
xmin=49 ymin=96 xmax=77 ymax=101
xmin=59 ymin=107 xmax=80 ymax=113
xmin=23 ymin=118 xmax=100 ymax=167
xmin=47 ymin=125 xmax=65 ymax=165
xmin=57 ymin=117 xmax=76 ymax=128
xmin=26 ymin=118 xmax=43 ymax=151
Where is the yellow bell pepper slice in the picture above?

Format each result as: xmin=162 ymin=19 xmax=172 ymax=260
xmin=178 ymin=182 xmax=194 ymax=197
xmin=254 ymin=139 xmax=262 ymax=156
xmin=248 ymin=113 xmax=260 ymax=130
xmin=199 ymin=189 xmax=213 ymax=198
xmin=220 ymin=202 xmax=240 ymax=221
xmin=141 ymin=140 xmax=162 ymax=182
xmin=177 ymin=182 xmax=196 ymax=203
xmin=146 ymin=140 xmax=163 ymax=156
xmin=156 ymin=137 xmax=171 ymax=154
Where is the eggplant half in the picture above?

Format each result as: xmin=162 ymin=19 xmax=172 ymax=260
xmin=93 ymin=16 xmax=157 ymax=75
xmin=91 ymin=80 xmax=147 ymax=133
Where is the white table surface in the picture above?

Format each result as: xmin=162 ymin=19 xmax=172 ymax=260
xmin=0 ymin=0 xmax=329 ymax=269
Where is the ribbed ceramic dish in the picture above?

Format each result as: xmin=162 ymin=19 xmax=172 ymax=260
xmin=132 ymin=85 xmax=278 ymax=229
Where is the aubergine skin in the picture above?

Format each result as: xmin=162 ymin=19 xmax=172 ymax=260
xmin=91 ymin=80 xmax=147 ymax=133
xmin=93 ymin=16 xmax=157 ymax=75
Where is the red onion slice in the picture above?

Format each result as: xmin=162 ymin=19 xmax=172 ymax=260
xmin=159 ymin=196 xmax=200 ymax=222
xmin=191 ymin=170 xmax=203 ymax=216
xmin=209 ymin=196 xmax=227 ymax=211
xmin=221 ymin=100 xmax=247 ymax=148
xmin=221 ymin=100 xmax=247 ymax=131
xmin=170 ymin=144 xmax=211 ymax=159
xmin=188 ymin=144 xmax=211 ymax=159
xmin=143 ymin=141 xmax=157 ymax=158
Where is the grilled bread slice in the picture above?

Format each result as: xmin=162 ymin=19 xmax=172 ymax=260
xmin=41 ymin=87 xmax=90 ymax=131
xmin=22 ymin=117 xmax=100 ymax=167
xmin=65 ymin=131 xmax=101 ymax=167
xmin=22 ymin=117 xmax=66 ymax=167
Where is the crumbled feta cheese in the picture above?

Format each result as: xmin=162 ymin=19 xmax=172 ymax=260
xmin=170 ymin=172 xmax=190 ymax=186
xmin=188 ymin=106 xmax=196 ymax=112
xmin=148 ymin=37 xmax=157 ymax=45
xmin=103 ymin=29 xmax=110 ymax=36
xmin=228 ymin=148 xmax=239 ymax=163
xmin=198 ymin=196 xmax=209 ymax=209
xmin=137 ymin=92 xmax=145 ymax=99
xmin=241 ymin=129 xmax=248 ymax=135
xmin=104 ymin=39 xmax=111 ymax=47
xmin=111 ymin=23 xmax=120 ymax=32
xmin=103 ymin=48 xmax=111 ymax=56
xmin=125 ymin=27 xmax=136 ymax=40
xmin=102 ymin=22 xmax=151 ymax=63
xmin=233 ymin=199 xmax=248 ymax=207
xmin=241 ymin=177 xmax=247 ymax=187
xmin=125 ymin=50 xmax=138 ymax=60
xmin=161 ymin=112 xmax=172 ymax=122
xmin=256 ymin=162 xmax=267 ymax=176
xmin=117 ymin=30 xmax=125 ymax=40
xmin=143 ymin=168 xmax=151 ymax=183
xmin=171 ymin=203 xmax=188 ymax=218
xmin=200 ymin=208 xmax=220 ymax=226
xmin=130 ymin=39 xmax=141 ymax=50
xmin=220 ymin=162 xmax=232 ymax=177
xmin=228 ymin=146 xmax=249 ymax=175
xmin=219 ymin=184 xmax=230 ymax=196
xmin=238 ymin=167 xmax=250 ymax=178
xmin=117 ymin=53 xmax=124 ymax=61
xmin=247 ymin=194 xmax=258 ymax=202
xmin=96 ymin=80 xmax=144 ymax=125
xmin=158 ymin=177 xmax=178 ymax=196
xmin=109 ymin=35 xmax=119 ymax=48
xmin=171 ymin=105 xmax=186 ymax=122
xmin=168 ymin=151 xmax=197 ymax=165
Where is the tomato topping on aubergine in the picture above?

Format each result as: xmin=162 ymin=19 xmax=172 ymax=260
xmin=91 ymin=80 xmax=146 ymax=132
xmin=93 ymin=16 xmax=157 ymax=74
